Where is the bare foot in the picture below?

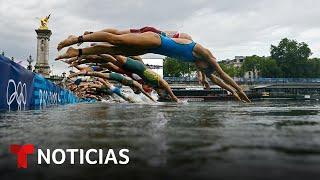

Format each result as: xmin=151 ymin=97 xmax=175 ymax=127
xmin=55 ymin=47 xmax=79 ymax=60
xmin=57 ymin=35 xmax=78 ymax=51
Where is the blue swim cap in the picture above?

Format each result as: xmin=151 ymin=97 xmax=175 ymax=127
xmin=74 ymin=78 xmax=82 ymax=85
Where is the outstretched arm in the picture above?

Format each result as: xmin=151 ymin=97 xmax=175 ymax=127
xmin=82 ymin=71 xmax=108 ymax=79
xmin=98 ymin=54 xmax=121 ymax=65
xmin=56 ymin=45 xmax=124 ymax=60
xmin=97 ymin=78 xmax=137 ymax=103
xmin=197 ymin=71 xmax=210 ymax=90
xmin=100 ymin=63 xmax=127 ymax=74
xmin=207 ymin=74 xmax=242 ymax=102
xmin=57 ymin=33 xmax=117 ymax=51
xmin=159 ymin=79 xmax=179 ymax=102
xmin=74 ymin=65 xmax=96 ymax=72
xmin=85 ymin=72 xmax=154 ymax=102
xmin=210 ymin=60 xmax=250 ymax=102
xmin=132 ymin=81 xmax=155 ymax=102
xmin=199 ymin=48 xmax=251 ymax=103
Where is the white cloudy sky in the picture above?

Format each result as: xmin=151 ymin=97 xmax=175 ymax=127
xmin=0 ymin=0 xmax=319 ymax=75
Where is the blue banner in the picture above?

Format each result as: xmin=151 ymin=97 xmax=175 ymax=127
xmin=0 ymin=55 xmax=80 ymax=111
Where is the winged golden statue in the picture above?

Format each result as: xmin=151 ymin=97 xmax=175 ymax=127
xmin=39 ymin=14 xmax=51 ymax=30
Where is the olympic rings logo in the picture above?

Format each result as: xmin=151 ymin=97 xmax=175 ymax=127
xmin=6 ymin=79 xmax=27 ymax=111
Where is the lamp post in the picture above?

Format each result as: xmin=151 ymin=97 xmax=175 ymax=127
xmin=27 ymin=55 xmax=34 ymax=71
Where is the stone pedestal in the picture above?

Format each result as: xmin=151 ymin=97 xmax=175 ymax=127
xmin=34 ymin=29 xmax=52 ymax=78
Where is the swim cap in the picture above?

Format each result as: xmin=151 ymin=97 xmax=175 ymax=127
xmin=74 ymin=78 xmax=82 ymax=85
xmin=110 ymin=85 xmax=122 ymax=96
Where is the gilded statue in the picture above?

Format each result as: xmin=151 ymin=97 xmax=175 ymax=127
xmin=39 ymin=14 xmax=51 ymax=30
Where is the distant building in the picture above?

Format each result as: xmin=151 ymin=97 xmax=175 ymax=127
xmin=142 ymin=58 xmax=163 ymax=78
xmin=220 ymin=56 xmax=245 ymax=68
xmin=220 ymin=56 xmax=260 ymax=79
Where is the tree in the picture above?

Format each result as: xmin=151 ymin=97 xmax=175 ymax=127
xmin=271 ymin=38 xmax=312 ymax=77
xmin=241 ymin=55 xmax=282 ymax=78
xmin=219 ymin=63 xmax=241 ymax=77
xmin=163 ymin=57 xmax=196 ymax=77
xmin=306 ymin=58 xmax=320 ymax=77
xmin=259 ymin=57 xmax=282 ymax=78
xmin=242 ymin=55 xmax=262 ymax=72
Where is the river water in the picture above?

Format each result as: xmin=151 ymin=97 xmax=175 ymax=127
xmin=1 ymin=100 xmax=320 ymax=180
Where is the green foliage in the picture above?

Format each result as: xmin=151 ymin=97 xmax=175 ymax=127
xmin=163 ymin=38 xmax=319 ymax=78
xmin=271 ymin=38 xmax=312 ymax=77
xmin=242 ymin=55 xmax=262 ymax=72
xmin=240 ymin=38 xmax=318 ymax=78
xmin=163 ymin=57 xmax=196 ymax=77
xmin=259 ymin=57 xmax=282 ymax=78
xmin=306 ymin=58 xmax=320 ymax=77
xmin=241 ymin=55 xmax=282 ymax=78
xmin=219 ymin=63 xmax=241 ymax=77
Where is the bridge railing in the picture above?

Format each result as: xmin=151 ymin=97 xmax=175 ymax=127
xmin=164 ymin=77 xmax=320 ymax=84
xmin=236 ymin=78 xmax=320 ymax=84
xmin=164 ymin=77 xmax=198 ymax=83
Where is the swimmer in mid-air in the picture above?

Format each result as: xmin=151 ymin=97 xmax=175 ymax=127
xmin=82 ymin=27 xmax=210 ymax=89
xmin=69 ymin=71 xmax=156 ymax=102
xmin=56 ymin=28 xmax=250 ymax=102
xmin=67 ymin=54 xmax=180 ymax=102
xmin=83 ymin=26 xmax=193 ymax=40
xmin=71 ymin=76 xmax=139 ymax=103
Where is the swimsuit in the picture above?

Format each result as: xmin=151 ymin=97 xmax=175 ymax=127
xmin=122 ymin=58 xmax=146 ymax=75
xmin=91 ymin=66 xmax=100 ymax=71
xmin=199 ymin=66 xmax=215 ymax=77
xmin=109 ymin=72 xmax=133 ymax=86
xmin=142 ymin=69 xmax=160 ymax=88
xmin=204 ymin=68 xmax=215 ymax=77
xmin=122 ymin=57 xmax=161 ymax=88
xmin=149 ymin=35 xmax=196 ymax=62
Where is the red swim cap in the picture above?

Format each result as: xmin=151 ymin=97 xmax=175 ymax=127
xmin=172 ymin=33 xmax=180 ymax=38
xmin=143 ymin=84 xmax=153 ymax=93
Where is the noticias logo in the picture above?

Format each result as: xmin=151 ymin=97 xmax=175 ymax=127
xmin=10 ymin=144 xmax=130 ymax=169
